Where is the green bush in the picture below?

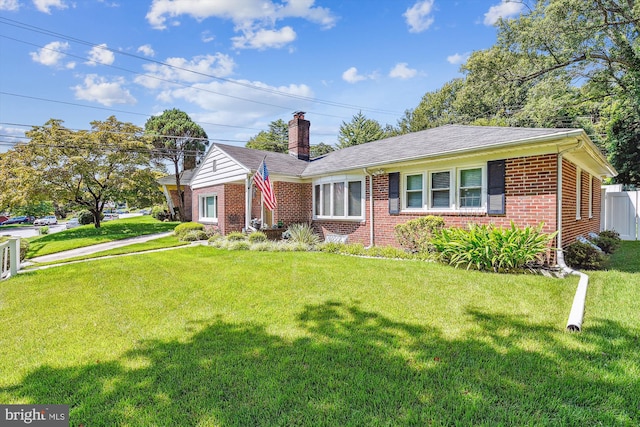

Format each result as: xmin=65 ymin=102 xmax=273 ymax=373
xmin=226 ymin=231 xmax=246 ymax=241
xmin=431 ymin=222 xmax=556 ymax=272
xmin=174 ymin=222 xmax=205 ymax=237
xmin=39 ymin=226 xmax=50 ymax=235
xmin=591 ymin=230 xmax=621 ymax=254
xmin=286 ymin=223 xmax=320 ymax=246
xmin=395 ymin=216 xmax=445 ymax=253
xmin=564 ymin=241 xmax=608 ymax=270
xmin=248 ymin=231 xmax=268 ymax=243
xmin=152 ymin=205 xmax=169 ymax=221
xmin=207 ymin=234 xmax=223 ymax=244
xmin=78 ymin=210 xmax=95 ymax=225
xmin=180 ymin=230 xmax=208 ymax=242
xmin=318 ymin=242 xmax=344 ymax=254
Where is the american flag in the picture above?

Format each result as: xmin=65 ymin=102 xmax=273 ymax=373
xmin=254 ymin=158 xmax=277 ymax=211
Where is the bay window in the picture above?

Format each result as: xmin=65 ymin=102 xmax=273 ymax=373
xmin=314 ymin=177 xmax=364 ymax=219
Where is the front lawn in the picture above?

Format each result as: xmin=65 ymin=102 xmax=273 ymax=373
xmin=25 ymin=216 xmax=180 ymax=258
xmin=1 ymin=243 xmax=638 ymax=426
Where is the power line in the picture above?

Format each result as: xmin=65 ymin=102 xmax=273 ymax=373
xmin=0 ymin=16 xmax=402 ymax=116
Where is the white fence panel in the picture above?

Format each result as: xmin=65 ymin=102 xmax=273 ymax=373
xmin=604 ymin=191 xmax=639 ymax=240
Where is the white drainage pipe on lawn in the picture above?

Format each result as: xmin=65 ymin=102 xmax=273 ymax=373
xmin=558 ymin=249 xmax=589 ymax=332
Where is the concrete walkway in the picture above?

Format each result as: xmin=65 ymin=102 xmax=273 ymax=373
xmin=26 ymin=232 xmax=175 ymax=264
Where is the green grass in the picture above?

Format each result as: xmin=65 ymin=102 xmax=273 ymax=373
xmin=25 ymin=216 xmax=179 ymax=259
xmin=1 ymin=243 xmax=638 ymax=426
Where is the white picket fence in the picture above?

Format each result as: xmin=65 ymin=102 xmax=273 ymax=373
xmin=0 ymin=238 xmax=21 ymax=280
xmin=603 ymin=191 xmax=639 ymax=241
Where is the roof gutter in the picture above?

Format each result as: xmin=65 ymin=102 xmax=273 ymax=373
xmin=557 ymin=139 xmax=589 ymax=332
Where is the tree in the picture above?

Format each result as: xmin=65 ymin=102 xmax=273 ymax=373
xmin=245 ymin=119 xmax=289 ymax=153
xmin=310 ymin=142 xmax=335 ymax=158
xmin=0 ymin=117 xmax=154 ymax=227
xmin=397 ymin=79 xmax=464 ymax=133
xmin=337 ymin=112 xmax=385 ymax=149
xmin=145 ymin=109 xmax=208 ymax=220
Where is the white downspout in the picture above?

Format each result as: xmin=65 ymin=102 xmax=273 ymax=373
xmin=245 ymin=176 xmax=253 ymax=232
xmin=363 ymin=168 xmax=374 ymax=248
xmin=557 ymin=139 xmax=589 ymax=331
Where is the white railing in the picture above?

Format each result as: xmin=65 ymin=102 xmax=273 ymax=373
xmin=0 ymin=238 xmax=21 ymax=280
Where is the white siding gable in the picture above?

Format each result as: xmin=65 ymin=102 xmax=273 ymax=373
xmin=191 ymin=147 xmax=250 ymax=189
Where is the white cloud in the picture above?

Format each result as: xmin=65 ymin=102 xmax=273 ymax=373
xmin=201 ymin=31 xmax=215 ymax=43
xmin=32 ymin=0 xmax=67 ymax=13
xmin=342 ymin=67 xmax=367 ymax=84
xmin=85 ymin=44 xmax=115 ymax=66
xmin=389 ymin=63 xmax=417 ymax=79
xmin=447 ymin=52 xmax=470 ymax=65
xmin=159 ymin=79 xmax=314 ymax=128
xmin=232 ymin=26 xmax=296 ymax=50
xmin=404 ymin=0 xmax=435 ymax=33
xmin=484 ymin=1 xmax=525 ymax=26
xmin=134 ymin=53 xmax=236 ymax=89
xmin=73 ymin=74 xmax=136 ymax=106
xmin=30 ymin=41 xmax=74 ymax=68
xmin=145 ymin=0 xmax=336 ymax=50
xmin=0 ymin=0 xmax=20 ymax=11
xmin=137 ymin=44 xmax=155 ymax=57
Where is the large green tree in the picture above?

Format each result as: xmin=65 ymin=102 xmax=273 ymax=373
xmin=0 ymin=117 xmax=155 ymax=227
xmin=337 ymin=112 xmax=386 ymax=149
xmin=245 ymin=119 xmax=289 ymax=153
xmin=145 ymin=109 xmax=208 ymax=220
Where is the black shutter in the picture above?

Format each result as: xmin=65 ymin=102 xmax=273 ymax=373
xmin=388 ymin=172 xmax=400 ymax=215
xmin=487 ymin=160 xmax=505 ymax=214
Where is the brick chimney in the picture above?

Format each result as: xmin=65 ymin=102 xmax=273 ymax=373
xmin=288 ymin=111 xmax=310 ymax=161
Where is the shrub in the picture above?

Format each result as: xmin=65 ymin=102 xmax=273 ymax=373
xmin=174 ymin=222 xmax=205 ymax=237
xmin=431 ymin=222 xmax=556 ymax=272
xmin=286 ymin=223 xmax=320 ymax=246
xmin=39 ymin=226 xmax=49 ymax=235
xmin=591 ymin=230 xmax=621 ymax=254
xmin=564 ymin=241 xmax=608 ymax=270
xmin=248 ymin=231 xmax=268 ymax=243
xmin=77 ymin=210 xmax=95 ymax=225
xmin=152 ymin=205 xmax=169 ymax=221
xmin=226 ymin=231 xmax=246 ymax=241
xmin=207 ymin=234 xmax=223 ymax=244
xmin=0 ymin=237 xmax=29 ymax=261
xmin=227 ymin=240 xmax=250 ymax=250
xmin=180 ymin=230 xmax=208 ymax=242
xmin=395 ymin=216 xmax=445 ymax=253
xmin=318 ymin=242 xmax=344 ymax=254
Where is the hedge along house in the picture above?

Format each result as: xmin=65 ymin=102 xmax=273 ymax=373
xmin=161 ymin=112 xmax=616 ymax=250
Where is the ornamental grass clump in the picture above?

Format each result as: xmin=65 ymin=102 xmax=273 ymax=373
xmin=286 ymin=223 xmax=321 ymax=246
xmin=248 ymin=231 xmax=268 ymax=243
xmin=174 ymin=222 xmax=205 ymax=240
xmin=431 ymin=222 xmax=556 ymax=273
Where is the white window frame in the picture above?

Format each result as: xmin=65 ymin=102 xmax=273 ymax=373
xmin=403 ymin=173 xmax=425 ymax=210
xmin=588 ymin=174 xmax=593 ymax=219
xmin=457 ymin=166 xmax=486 ymax=210
xmin=429 ymin=170 xmax=453 ymax=210
xmin=199 ymin=193 xmax=218 ymax=223
xmin=576 ymin=167 xmax=582 ymax=220
xmin=313 ymin=176 xmax=365 ymax=220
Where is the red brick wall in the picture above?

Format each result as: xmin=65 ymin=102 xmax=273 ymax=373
xmin=561 ymin=159 xmax=602 ymax=247
xmin=191 ymin=184 xmax=244 ymax=234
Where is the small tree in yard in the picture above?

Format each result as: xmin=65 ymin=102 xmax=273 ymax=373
xmin=0 ymin=117 xmax=155 ymax=228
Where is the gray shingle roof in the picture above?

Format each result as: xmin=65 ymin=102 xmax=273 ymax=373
xmin=214 ymin=143 xmax=309 ymax=175
xmin=301 ymin=125 xmax=582 ymax=177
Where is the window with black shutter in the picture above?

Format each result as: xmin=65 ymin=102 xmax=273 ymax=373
xmin=487 ymin=160 xmax=505 ymax=214
xmin=389 ymin=172 xmax=400 ymax=215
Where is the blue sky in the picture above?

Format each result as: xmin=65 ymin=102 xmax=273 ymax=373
xmin=0 ymin=0 xmax=526 ymax=152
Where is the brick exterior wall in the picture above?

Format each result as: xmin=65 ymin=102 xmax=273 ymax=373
xmin=191 ymin=184 xmax=244 ymax=234
xmin=560 ymin=159 xmax=602 ymax=247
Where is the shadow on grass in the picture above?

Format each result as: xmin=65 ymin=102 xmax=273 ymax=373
xmin=4 ymin=302 xmax=638 ymax=426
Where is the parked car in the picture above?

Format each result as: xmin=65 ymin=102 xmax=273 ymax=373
xmin=34 ymin=215 xmax=58 ymax=226
xmin=1 ymin=216 xmax=32 ymax=225
xmin=65 ymin=218 xmax=80 ymax=229
xmin=103 ymin=213 xmax=119 ymax=221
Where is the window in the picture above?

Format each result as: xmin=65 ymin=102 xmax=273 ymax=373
xmin=314 ymin=178 xmax=364 ymax=219
xmin=199 ymin=194 xmax=218 ymax=222
xmin=459 ymin=168 xmax=482 ymax=208
xmin=430 ymin=171 xmax=450 ymax=209
xmin=576 ymin=167 xmax=582 ymax=220
xmin=405 ymin=174 xmax=424 ymax=209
